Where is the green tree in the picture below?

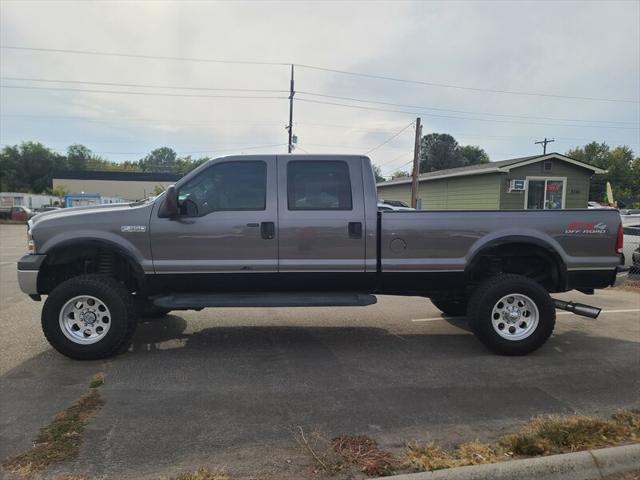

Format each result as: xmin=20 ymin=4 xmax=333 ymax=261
xmin=66 ymin=144 xmax=93 ymax=170
xmin=0 ymin=142 xmax=65 ymax=193
xmin=139 ymin=147 xmax=178 ymax=172
xmin=372 ymin=164 xmax=385 ymax=183
xmin=391 ymin=170 xmax=411 ymax=178
xmin=458 ymin=145 xmax=489 ymax=166
xmin=48 ymin=184 xmax=69 ymax=198
xmin=418 ymin=134 xmax=490 ymax=172
xmin=420 ymin=133 xmax=461 ymax=172
xmin=566 ymin=142 xmax=639 ymax=206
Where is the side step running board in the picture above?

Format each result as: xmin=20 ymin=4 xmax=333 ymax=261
xmin=152 ymin=292 xmax=378 ymax=309
xmin=552 ymin=298 xmax=601 ymax=319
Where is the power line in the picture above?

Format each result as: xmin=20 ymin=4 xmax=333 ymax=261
xmin=364 ymin=122 xmax=414 ymax=154
xmin=295 ymin=64 xmax=639 ymax=104
xmin=0 ymin=113 xmax=284 ymax=127
xmin=0 ymin=45 xmax=288 ymax=66
xmin=0 ymin=84 xmax=287 ymax=100
xmin=295 ymin=97 xmax=638 ymax=130
xmin=0 ymin=76 xmax=287 ymax=93
xmin=6 ymin=75 xmax=630 ymax=125
xmin=3 ymin=44 xmax=636 ymax=104
xmin=298 ymin=91 xmax=637 ymax=125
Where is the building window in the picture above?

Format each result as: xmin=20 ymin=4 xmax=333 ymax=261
xmin=543 ymin=160 xmax=553 ymax=172
xmin=525 ymin=178 xmax=566 ymax=209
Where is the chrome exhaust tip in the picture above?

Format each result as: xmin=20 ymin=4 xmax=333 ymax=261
xmin=553 ymin=299 xmax=602 ymax=319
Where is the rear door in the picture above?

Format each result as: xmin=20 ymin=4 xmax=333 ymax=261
xmin=277 ymin=156 xmax=366 ymax=272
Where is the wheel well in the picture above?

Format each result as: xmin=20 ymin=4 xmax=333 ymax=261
xmin=38 ymin=243 xmax=144 ymax=295
xmin=467 ymin=242 xmax=565 ymax=292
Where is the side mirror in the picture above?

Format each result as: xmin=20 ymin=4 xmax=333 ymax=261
xmin=158 ymin=185 xmax=178 ymax=218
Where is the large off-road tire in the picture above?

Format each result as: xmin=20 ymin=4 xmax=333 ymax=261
xmin=467 ymin=274 xmax=555 ymax=356
xmin=42 ymin=275 xmax=138 ymax=360
xmin=430 ymin=297 xmax=468 ymax=317
xmin=135 ymin=298 xmax=171 ymax=319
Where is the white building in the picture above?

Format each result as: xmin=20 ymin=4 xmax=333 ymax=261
xmin=0 ymin=192 xmax=61 ymax=209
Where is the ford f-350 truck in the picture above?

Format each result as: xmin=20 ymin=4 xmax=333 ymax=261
xmin=17 ymin=155 xmax=627 ymax=359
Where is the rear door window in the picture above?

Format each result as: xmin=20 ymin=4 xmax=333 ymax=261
xmin=287 ymin=161 xmax=352 ymax=210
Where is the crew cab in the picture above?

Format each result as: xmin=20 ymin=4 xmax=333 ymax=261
xmin=17 ymin=155 xmax=627 ymax=359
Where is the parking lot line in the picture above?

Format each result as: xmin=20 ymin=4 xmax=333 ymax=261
xmin=412 ymin=308 xmax=640 ymax=322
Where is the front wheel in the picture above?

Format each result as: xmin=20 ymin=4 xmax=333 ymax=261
xmin=42 ymin=275 xmax=138 ymax=360
xmin=467 ymin=274 xmax=555 ymax=355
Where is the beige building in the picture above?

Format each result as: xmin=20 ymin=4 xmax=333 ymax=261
xmin=53 ymin=171 xmax=183 ymax=202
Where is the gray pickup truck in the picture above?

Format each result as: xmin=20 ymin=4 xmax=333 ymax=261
xmin=17 ymin=154 xmax=627 ymax=359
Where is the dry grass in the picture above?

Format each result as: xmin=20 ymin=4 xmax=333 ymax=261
xmin=173 ymin=467 xmax=230 ymax=480
xmin=332 ymin=435 xmax=400 ymax=476
xmin=2 ymin=387 xmax=104 ymax=477
xmin=501 ymin=410 xmax=640 ymax=456
xmin=294 ymin=427 xmax=346 ymax=474
xmin=405 ymin=441 xmax=502 ymax=471
xmin=407 ymin=410 xmax=640 ymax=472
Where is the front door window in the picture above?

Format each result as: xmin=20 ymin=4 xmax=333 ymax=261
xmin=526 ymin=179 xmax=564 ymax=209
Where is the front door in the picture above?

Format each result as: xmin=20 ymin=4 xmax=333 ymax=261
xmin=150 ymin=157 xmax=277 ymax=275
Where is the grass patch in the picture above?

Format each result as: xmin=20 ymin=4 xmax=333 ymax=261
xmin=89 ymin=372 xmax=104 ymax=389
xmin=501 ymin=411 xmax=640 ymax=456
xmin=332 ymin=435 xmax=400 ymax=476
xmin=407 ymin=410 xmax=640 ymax=472
xmin=2 ymin=382 xmax=104 ymax=477
xmin=406 ymin=441 xmax=502 ymax=471
xmin=172 ymin=467 xmax=230 ymax=480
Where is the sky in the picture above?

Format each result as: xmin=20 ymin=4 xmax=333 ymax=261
xmin=0 ymin=0 xmax=638 ymax=178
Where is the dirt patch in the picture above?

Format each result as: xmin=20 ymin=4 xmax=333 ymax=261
xmin=2 ymin=379 xmax=105 ymax=478
xmin=172 ymin=467 xmax=230 ymax=480
xmin=615 ymin=274 xmax=640 ymax=291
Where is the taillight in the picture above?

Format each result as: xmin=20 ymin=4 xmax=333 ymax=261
xmin=616 ymin=223 xmax=624 ymax=254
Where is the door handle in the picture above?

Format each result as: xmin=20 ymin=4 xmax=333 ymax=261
xmin=348 ymin=222 xmax=362 ymax=239
xmin=260 ymin=221 xmax=275 ymax=240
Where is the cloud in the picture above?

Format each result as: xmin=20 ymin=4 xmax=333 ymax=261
xmin=1 ymin=0 xmax=638 ymax=175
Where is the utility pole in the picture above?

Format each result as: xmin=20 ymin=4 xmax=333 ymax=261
xmin=535 ymin=137 xmax=554 ymax=154
xmin=410 ymin=117 xmax=422 ymax=209
xmin=287 ymin=64 xmax=295 ymax=153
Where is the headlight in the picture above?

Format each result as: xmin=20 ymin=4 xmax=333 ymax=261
xmin=26 ymin=225 xmax=35 ymax=253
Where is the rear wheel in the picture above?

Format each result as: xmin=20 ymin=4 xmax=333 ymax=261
xmin=42 ymin=275 xmax=138 ymax=360
xmin=430 ymin=297 xmax=468 ymax=317
xmin=467 ymin=274 xmax=555 ymax=355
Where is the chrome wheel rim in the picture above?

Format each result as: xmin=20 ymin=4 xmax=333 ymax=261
xmin=59 ymin=295 xmax=111 ymax=345
xmin=491 ymin=293 xmax=539 ymax=341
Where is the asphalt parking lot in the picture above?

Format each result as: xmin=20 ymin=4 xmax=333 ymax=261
xmin=1 ymin=223 xmax=639 ymax=479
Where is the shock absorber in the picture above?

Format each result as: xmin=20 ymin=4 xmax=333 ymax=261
xmin=96 ymin=250 xmax=115 ymax=275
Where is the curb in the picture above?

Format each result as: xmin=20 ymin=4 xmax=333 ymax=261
xmin=378 ymin=443 xmax=640 ymax=480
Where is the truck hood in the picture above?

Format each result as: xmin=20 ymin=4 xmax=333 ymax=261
xmin=29 ymin=202 xmax=148 ymax=228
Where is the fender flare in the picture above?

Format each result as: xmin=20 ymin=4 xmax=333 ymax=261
xmin=465 ymin=235 xmax=568 ymax=289
xmin=40 ymin=238 xmax=147 ymax=293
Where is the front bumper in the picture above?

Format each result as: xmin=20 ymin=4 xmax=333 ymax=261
xmin=17 ymin=254 xmax=46 ymax=296
xmin=613 ymin=265 xmax=630 ymax=287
